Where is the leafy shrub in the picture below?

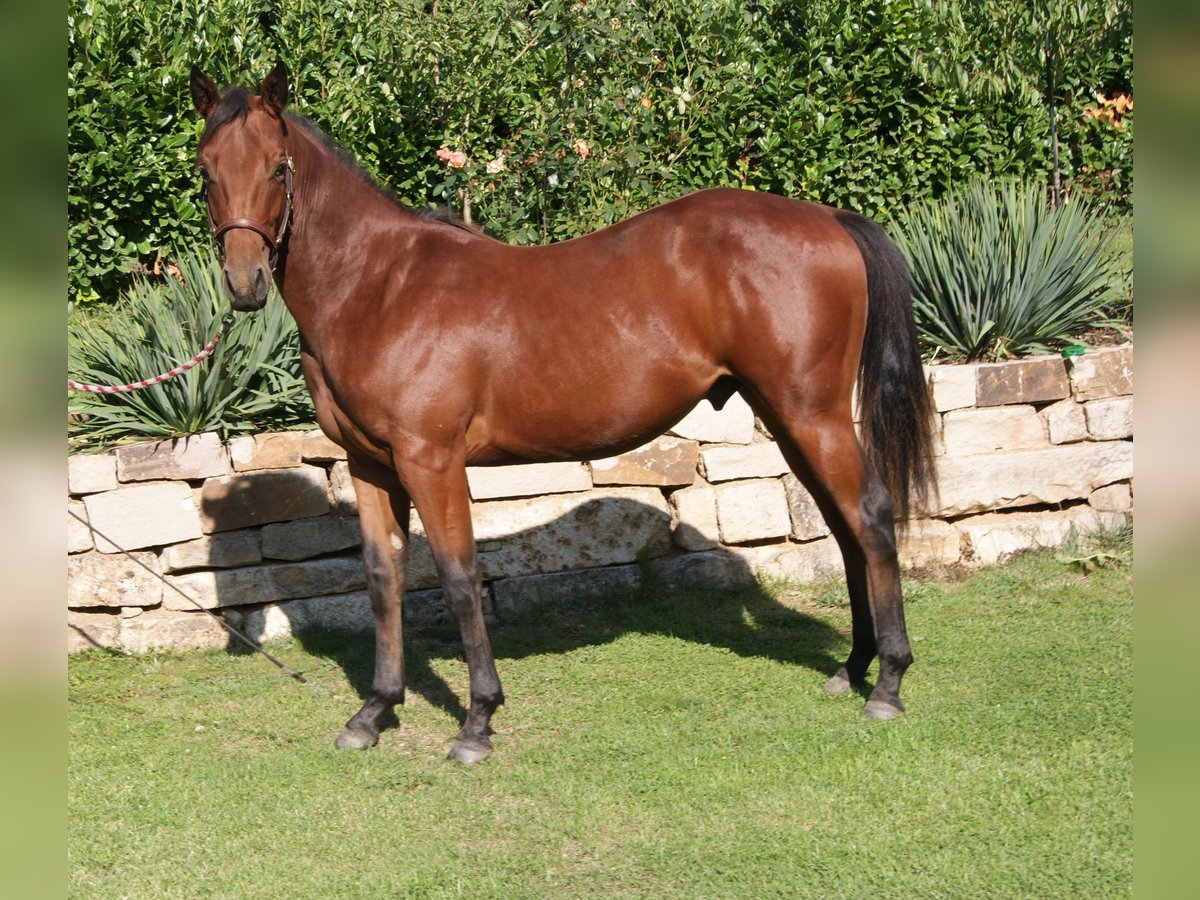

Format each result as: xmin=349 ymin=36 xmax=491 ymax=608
xmin=67 ymin=245 xmax=313 ymax=446
xmin=68 ymin=0 xmax=1132 ymax=304
xmin=892 ymin=179 xmax=1124 ymax=361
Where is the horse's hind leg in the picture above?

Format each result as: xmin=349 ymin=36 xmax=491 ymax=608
xmin=335 ymin=455 xmax=410 ymax=749
xmin=822 ymin=547 xmax=876 ymax=697
xmin=769 ymin=411 xmax=913 ymax=719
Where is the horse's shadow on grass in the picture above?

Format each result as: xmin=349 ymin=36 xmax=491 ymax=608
xmin=288 ymin=545 xmax=853 ymax=734
xmin=208 ymin=493 xmax=857 ymax=735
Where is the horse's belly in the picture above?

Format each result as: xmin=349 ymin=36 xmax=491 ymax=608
xmin=474 ymin=363 xmax=719 ymax=464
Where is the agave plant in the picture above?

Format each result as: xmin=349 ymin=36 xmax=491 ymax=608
xmin=891 ymin=179 xmax=1124 ymax=361
xmin=68 ymin=245 xmax=313 ymax=446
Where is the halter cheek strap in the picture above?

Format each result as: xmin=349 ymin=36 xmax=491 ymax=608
xmin=206 ymin=156 xmax=294 ymax=270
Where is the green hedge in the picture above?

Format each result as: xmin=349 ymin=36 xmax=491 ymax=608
xmin=68 ymin=0 xmax=1132 ymax=304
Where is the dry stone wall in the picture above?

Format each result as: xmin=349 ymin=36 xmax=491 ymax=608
xmin=67 ymin=346 xmax=1133 ymax=654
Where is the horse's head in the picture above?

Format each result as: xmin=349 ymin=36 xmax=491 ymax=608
xmin=191 ymin=62 xmax=294 ymax=311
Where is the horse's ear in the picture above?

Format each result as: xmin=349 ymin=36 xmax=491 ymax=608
xmin=190 ymin=64 xmax=220 ymax=119
xmin=260 ymin=62 xmax=290 ymax=118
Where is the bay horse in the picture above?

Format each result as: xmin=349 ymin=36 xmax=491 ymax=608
xmin=190 ymin=63 xmax=935 ymax=763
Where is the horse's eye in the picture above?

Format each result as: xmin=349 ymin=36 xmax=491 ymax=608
xmin=197 ymin=166 xmax=211 ymax=183
xmin=273 ymin=162 xmax=288 ymax=179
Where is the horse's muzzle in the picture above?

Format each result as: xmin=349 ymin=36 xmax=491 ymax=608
xmin=222 ymin=261 xmax=271 ymax=311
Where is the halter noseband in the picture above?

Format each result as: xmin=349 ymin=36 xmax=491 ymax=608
xmin=205 ymin=156 xmax=294 ymax=270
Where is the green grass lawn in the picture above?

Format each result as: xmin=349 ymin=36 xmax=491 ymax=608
xmin=68 ymin=550 xmax=1132 ymax=898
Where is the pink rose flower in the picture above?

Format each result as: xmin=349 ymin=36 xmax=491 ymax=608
xmin=436 ymin=147 xmax=467 ymax=168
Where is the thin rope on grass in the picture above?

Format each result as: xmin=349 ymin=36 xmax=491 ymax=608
xmin=68 ymin=508 xmax=307 ymax=683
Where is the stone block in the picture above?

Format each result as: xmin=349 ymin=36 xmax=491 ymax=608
xmin=261 ymin=516 xmax=362 ymax=561
xmin=941 ymin=406 xmax=1047 ymax=456
xmin=231 ymin=592 xmax=375 ymax=641
xmin=926 ymin=364 xmax=976 ymax=412
xmin=655 ymin=551 xmax=757 ymax=592
xmin=714 ymin=479 xmax=791 ymax=544
xmin=404 ymin=514 xmax=442 ymax=590
xmin=227 ymin=584 xmax=490 ymax=642
xmin=302 ymin=591 xmax=379 ymax=631
xmin=329 ymin=461 xmax=357 ymax=513
xmin=115 ymin=433 xmax=231 ymax=482
xmin=223 ymin=602 xmax=296 ymax=644
xmin=165 ymin=555 xmax=367 ymax=610
xmin=1067 ymin=505 xmax=1130 ymax=534
xmin=164 ymin=565 xmax=277 ymax=610
xmin=83 ymin=482 xmax=204 ymax=552
xmin=118 ymin=607 xmax=229 ymax=653
xmin=160 ymin=531 xmax=263 ymax=573
xmin=68 ymin=453 xmax=118 ymax=495
xmin=401 ymin=587 xmax=458 ymax=626
xmin=783 ymin=475 xmax=831 ymax=541
xmin=976 ymin=356 xmax=1070 ymax=407
xmin=929 ymin=409 xmax=947 ymax=457
xmin=935 ymin=441 xmax=1133 ymax=516
xmin=402 ymin=585 xmax=494 ymax=625
xmin=68 ymin=609 xmax=121 ymax=652
xmin=1068 ymin=344 xmax=1133 ymax=401
xmin=301 ymin=428 xmax=347 ymax=461
xmin=956 ymin=510 xmax=1081 ymax=565
xmin=737 ymin=538 xmax=844 ymax=583
xmin=1084 ymin=398 xmax=1133 ymax=440
xmin=701 ymin=442 xmax=790 ymax=483
xmin=468 ymin=486 xmax=671 ymax=579
xmin=1041 ymin=399 xmax=1088 ymax=444
xmin=492 ymin=565 xmax=642 ymax=619
xmin=229 ymin=431 xmax=304 ymax=471
xmin=67 ymin=499 xmax=93 ymax=553
xmin=897 ymin=519 xmax=961 ymax=568
xmin=401 ymin=588 xmax=448 ymax=626
xmin=67 ymin=550 xmax=163 ymax=609
xmin=270 ymin=556 xmax=367 ymax=601
xmin=590 ymin=436 xmax=699 ymax=487
xmin=669 ymin=393 xmax=756 ymax=444
xmin=670 ymin=484 xmax=721 ymax=551
xmin=1089 ymin=482 xmax=1132 ymax=512
xmin=199 ymin=465 xmax=331 ymax=532
xmin=466 ymin=462 xmax=592 ymax=500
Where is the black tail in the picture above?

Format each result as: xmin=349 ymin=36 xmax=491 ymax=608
xmin=835 ymin=210 xmax=936 ymax=521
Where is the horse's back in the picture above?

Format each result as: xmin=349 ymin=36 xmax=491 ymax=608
xmin=503 ymin=188 xmax=869 ymax=381
xmin=485 ymin=187 xmax=862 ymax=325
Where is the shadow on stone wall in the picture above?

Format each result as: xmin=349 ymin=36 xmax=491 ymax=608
xmin=209 ymin=493 xmax=849 ymax=735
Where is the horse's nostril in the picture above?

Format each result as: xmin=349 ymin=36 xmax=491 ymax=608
xmin=222 ymin=268 xmax=237 ymax=304
xmin=254 ymin=266 xmax=268 ymax=301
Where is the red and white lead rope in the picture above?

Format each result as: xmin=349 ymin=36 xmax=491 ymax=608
xmin=67 ymin=314 xmax=236 ymax=394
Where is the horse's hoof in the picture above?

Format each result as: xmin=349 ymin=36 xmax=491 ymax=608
xmin=823 ymin=673 xmax=853 ymax=694
xmin=861 ymin=699 xmax=905 ymax=721
xmin=447 ymin=738 xmax=492 ymax=765
xmin=334 ymin=726 xmax=379 ymax=750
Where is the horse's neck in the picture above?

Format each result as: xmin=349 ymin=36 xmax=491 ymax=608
xmin=276 ymin=131 xmax=419 ymax=339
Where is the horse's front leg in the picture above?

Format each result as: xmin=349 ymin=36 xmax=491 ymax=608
xmin=400 ymin=451 xmax=504 ymax=764
xmin=335 ymin=454 xmax=411 ymax=750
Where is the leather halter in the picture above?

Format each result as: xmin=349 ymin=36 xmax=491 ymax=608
xmin=205 ymin=156 xmax=294 ymax=270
